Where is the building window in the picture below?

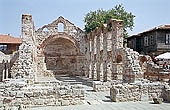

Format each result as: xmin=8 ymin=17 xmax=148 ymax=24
xmin=0 ymin=45 xmax=7 ymax=51
xmin=144 ymin=36 xmax=149 ymax=46
xmin=128 ymin=40 xmax=134 ymax=49
xmin=166 ymin=34 xmax=170 ymax=44
xmin=150 ymin=35 xmax=154 ymax=45
xmin=131 ymin=40 xmax=134 ymax=48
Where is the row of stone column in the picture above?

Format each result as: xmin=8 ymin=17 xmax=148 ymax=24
xmin=86 ymin=19 xmax=123 ymax=82
xmin=0 ymin=60 xmax=9 ymax=81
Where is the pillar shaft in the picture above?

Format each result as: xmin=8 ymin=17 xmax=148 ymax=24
xmin=111 ymin=20 xmax=118 ymax=79
xmin=96 ymin=32 xmax=101 ymax=81
xmin=111 ymin=20 xmax=123 ymax=80
xmin=91 ymin=35 xmax=95 ymax=79
xmin=103 ymin=25 xmax=108 ymax=82
xmin=2 ymin=69 xmax=5 ymax=81
xmin=86 ymin=34 xmax=91 ymax=78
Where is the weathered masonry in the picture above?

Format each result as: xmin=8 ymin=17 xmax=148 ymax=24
xmin=1 ymin=14 xmax=170 ymax=109
xmin=85 ymin=19 xmax=143 ymax=83
xmin=9 ymin=14 xmax=143 ymax=83
xmin=11 ymin=14 xmax=87 ymax=82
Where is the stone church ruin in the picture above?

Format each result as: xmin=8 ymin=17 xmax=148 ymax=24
xmin=10 ymin=15 xmax=87 ymax=81
xmin=0 ymin=14 xmax=170 ymax=109
xmin=10 ymin=14 xmax=143 ymax=83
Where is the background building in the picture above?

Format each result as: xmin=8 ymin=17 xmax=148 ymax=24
xmin=0 ymin=34 xmax=21 ymax=54
xmin=127 ymin=25 xmax=170 ymax=57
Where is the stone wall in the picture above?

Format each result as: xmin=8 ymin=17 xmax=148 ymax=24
xmin=85 ymin=19 xmax=143 ymax=83
xmin=0 ymin=79 xmax=85 ymax=109
xmin=110 ymin=81 xmax=168 ymax=102
xmin=9 ymin=14 xmax=144 ymax=83
xmin=10 ymin=14 xmax=87 ymax=81
xmin=162 ymin=87 xmax=170 ymax=102
xmin=35 ymin=16 xmax=86 ymax=78
xmin=139 ymin=55 xmax=170 ymax=81
xmin=93 ymin=80 xmax=122 ymax=92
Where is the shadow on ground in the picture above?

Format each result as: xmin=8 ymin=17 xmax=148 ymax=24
xmin=55 ymin=75 xmax=93 ymax=87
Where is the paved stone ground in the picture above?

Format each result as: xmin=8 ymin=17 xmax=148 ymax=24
xmin=28 ymin=75 xmax=170 ymax=110
xmin=28 ymin=101 xmax=170 ymax=110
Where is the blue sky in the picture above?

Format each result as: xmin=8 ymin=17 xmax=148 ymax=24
xmin=0 ymin=0 xmax=170 ymax=37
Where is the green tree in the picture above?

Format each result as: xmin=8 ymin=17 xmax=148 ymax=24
xmin=84 ymin=4 xmax=135 ymax=42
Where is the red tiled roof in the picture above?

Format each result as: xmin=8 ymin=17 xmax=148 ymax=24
xmin=0 ymin=34 xmax=22 ymax=44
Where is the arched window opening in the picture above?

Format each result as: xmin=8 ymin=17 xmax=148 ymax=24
xmin=140 ymin=56 xmax=147 ymax=63
xmin=42 ymin=27 xmax=48 ymax=32
xmin=72 ymin=29 xmax=77 ymax=33
xmin=58 ymin=23 xmax=64 ymax=32
xmin=116 ymin=55 xmax=123 ymax=63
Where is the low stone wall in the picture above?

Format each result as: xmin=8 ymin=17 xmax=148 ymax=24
xmin=162 ymin=87 xmax=170 ymax=102
xmin=110 ymin=82 xmax=167 ymax=102
xmin=93 ymin=81 xmax=112 ymax=92
xmin=0 ymin=79 xmax=85 ymax=109
xmin=93 ymin=80 xmax=122 ymax=92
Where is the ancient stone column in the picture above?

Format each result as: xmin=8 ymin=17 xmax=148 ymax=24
xmin=107 ymin=31 xmax=112 ymax=81
xmin=89 ymin=39 xmax=92 ymax=79
xmin=103 ymin=24 xmax=108 ymax=82
xmin=17 ymin=14 xmax=36 ymax=83
xmin=96 ymin=28 xmax=101 ymax=81
xmin=1 ymin=60 xmax=5 ymax=81
xmin=5 ymin=61 xmax=9 ymax=79
xmin=86 ymin=34 xmax=91 ymax=78
xmin=91 ymin=33 xmax=95 ymax=80
xmin=100 ymin=33 xmax=103 ymax=80
xmin=111 ymin=19 xmax=123 ymax=80
xmin=2 ymin=70 xmax=5 ymax=81
xmin=116 ymin=20 xmax=123 ymax=49
xmin=111 ymin=20 xmax=117 ymax=80
xmin=93 ymin=32 xmax=97 ymax=80
xmin=6 ymin=69 xmax=8 ymax=79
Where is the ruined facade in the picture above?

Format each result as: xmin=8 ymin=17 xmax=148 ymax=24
xmin=11 ymin=14 xmax=87 ymax=82
xmin=2 ymin=14 xmax=170 ymax=109
xmin=10 ymin=14 xmax=143 ymax=83
xmin=85 ymin=19 xmax=143 ymax=83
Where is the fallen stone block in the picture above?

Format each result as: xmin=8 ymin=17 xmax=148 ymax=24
xmin=61 ymin=100 xmax=70 ymax=106
xmin=153 ymin=98 xmax=163 ymax=104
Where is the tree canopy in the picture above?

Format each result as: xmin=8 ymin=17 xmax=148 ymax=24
xmin=84 ymin=4 xmax=135 ymax=40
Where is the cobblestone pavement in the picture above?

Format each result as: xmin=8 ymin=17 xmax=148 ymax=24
xmin=28 ymin=75 xmax=170 ymax=110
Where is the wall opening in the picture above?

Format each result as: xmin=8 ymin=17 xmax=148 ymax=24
xmin=42 ymin=27 xmax=48 ymax=32
xmin=44 ymin=37 xmax=78 ymax=75
xmin=58 ymin=23 xmax=64 ymax=32
xmin=116 ymin=55 xmax=123 ymax=63
xmin=72 ymin=29 xmax=77 ymax=33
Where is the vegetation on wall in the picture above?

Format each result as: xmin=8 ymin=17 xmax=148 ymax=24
xmin=84 ymin=4 xmax=135 ymax=42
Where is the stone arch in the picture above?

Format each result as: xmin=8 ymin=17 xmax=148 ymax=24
xmin=40 ymin=34 xmax=80 ymax=75
xmin=41 ymin=34 xmax=80 ymax=54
